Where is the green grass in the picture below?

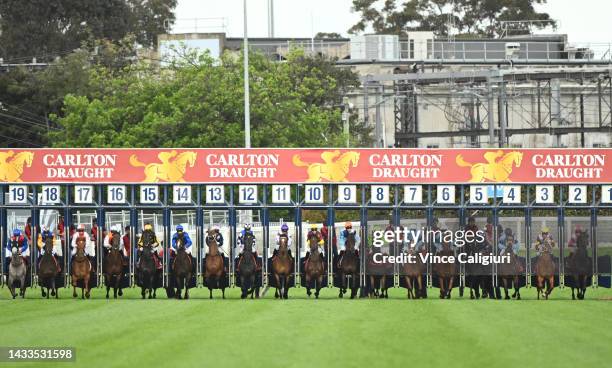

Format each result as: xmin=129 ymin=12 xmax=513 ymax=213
xmin=1 ymin=285 xmax=612 ymax=368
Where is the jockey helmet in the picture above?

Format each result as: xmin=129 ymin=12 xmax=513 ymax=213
xmin=344 ymin=221 xmax=352 ymax=229
xmin=574 ymin=225 xmax=583 ymax=234
xmin=541 ymin=226 xmax=550 ymax=233
xmin=281 ymin=223 xmax=289 ymax=232
xmin=213 ymin=225 xmax=220 ymax=231
xmin=42 ymin=229 xmax=53 ymax=239
xmin=244 ymin=224 xmax=252 ymax=231
xmin=77 ymin=224 xmax=86 ymax=232
xmin=176 ymin=224 xmax=184 ymax=232
xmin=111 ymin=224 xmax=122 ymax=233
xmin=12 ymin=229 xmax=21 ymax=237
xmin=144 ymin=223 xmax=153 ymax=231
xmin=310 ymin=223 xmax=318 ymax=230
xmin=504 ymin=228 xmax=513 ymax=236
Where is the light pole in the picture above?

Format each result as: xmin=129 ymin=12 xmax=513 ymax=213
xmin=243 ymin=0 xmax=251 ymax=148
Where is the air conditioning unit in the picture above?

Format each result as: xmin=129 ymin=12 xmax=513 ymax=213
xmin=505 ymin=42 xmax=521 ymax=59
xmin=350 ymin=35 xmax=399 ymax=60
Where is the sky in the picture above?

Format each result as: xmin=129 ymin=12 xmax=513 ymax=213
xmin=174 ymin=0 xmax=612 ymax=44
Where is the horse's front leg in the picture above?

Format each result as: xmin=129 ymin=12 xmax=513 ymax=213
xmin=72 ymin=276 xmax=78 ymax=298
xmin=405 ymin=276 xmax=413 ymax=299
xmin=274 ymin=273 xmax=281 ymax=299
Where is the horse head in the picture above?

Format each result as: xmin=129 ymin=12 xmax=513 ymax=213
xmin=345 ymin=232 xmax=356 ymax=253
xmin=141 ymin=229 xmax=154 ymax=247
xmin=111 ymin=232 xmax=121 ymax=251
xmin=177 ymin=152 xmax=197 ymax=171
xmin=279 ymin=235 xmax=288 ymax=251
xmin=206 ymin=230 xmax=217 ymax=246
xmin=44 ymin=236 xmax=54 ymax=253
xmin=75 ymin=236 xmax=87 ymax=256
xmin=243 ymin=233 xmax=254 ymax=254
xmin=308 ymin=235 xmax=320 ymax=254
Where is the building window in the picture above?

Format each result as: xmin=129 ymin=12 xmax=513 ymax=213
xmin=409 ymin=39 xmax=415 ymax=59
xmin=426 ymin=144 xmax=439 ymax=149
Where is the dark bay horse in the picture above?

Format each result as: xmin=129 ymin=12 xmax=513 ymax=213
xmin=173 ymin=233 xmax=192 ymax=300
xmin=38 ymin=236 xmax=59 ymax=299
xmin=403 ymin=247 xmax=425 ymax=299
xmin=434 ymin=242 xmax=457 ymax=299
xmin=498 ymin=235 xmax=523 ymax=300
xmin=272 ymin=235 xmax=293 ymax=299
xmin=238 ymin=233 xmax=257 ymax=299
xmin=304 ymin=235 xmax=324 ymax=299
xmin=204 ymin=229 xmax=225 ymax=299
xmin=338 ymin=232 xmax=359 ymax=299
xmin=8 ymin=242 xmax=27 ymax=299
xmin=567 ymin=230 xmax=592 ymax=300
xmin=71 ymin=237 xmax=91 ymax=299
xmin=535 ymin=239 xmax=556 ymax=300
xmin=138 ymin=230 xmax=157 ymax=299
xmin=366 ymin=247 xmax=391 ymax=299
xmin=104 ymin=232 xmax=124 ymax=299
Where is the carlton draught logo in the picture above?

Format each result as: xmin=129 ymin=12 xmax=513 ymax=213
xmin=129 ymin=150 xmax=197 ymax=182
xmin=292 ymin=150 xmax=360 ymax=182
xmin=0 ymin=151 xmax=34 ymax=182
xmin=455 ymin=151 xmax=523 ymax=183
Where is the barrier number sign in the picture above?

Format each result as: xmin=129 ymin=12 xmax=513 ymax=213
xmin=603 ymin=185 xmax=612 ymax=204
xmin=41 ymin=185 xmax=61 ymax=205
xmin=74 ymin=185 xmax=94 ymax=204
xmin=206 ymin=185 xmax=225 ymax=204
xmin=502 ymin=185 xmax=521 ymax=204
xmin=437 ymin=185 xmax=455 ymax=204
xmin=470 ymin=185 xmax=489 ymax=204
xmin=239 ymin=185 xmax=258 ymax=204
xmin=535 ymin=185 xmax=554 ymax=204
xmin=568 ymin=185 xmax=587 ymax=204
xmin=271 ymin=185 xmax=291 ymax=204
xmin=107 ymin=185 xmax=126 ymax=204
xmin=338 ymin=185 xmax=357 ymax=204
xmin=371 ymin=185 xmax=389 ymax=204
xmin=305 ymin=185 xmax=324 ymax=204
xmin=403 ymin=185 xmax=422 ymax=204
xmin=140 ymin=185 xmax=159 ymax=204
xmin=8 ymin=185 xmax=27 ymax=204
xmin=173 ymin=185 xmax=192 ymax=204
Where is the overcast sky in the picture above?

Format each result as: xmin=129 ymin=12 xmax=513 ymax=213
xmin=175 ymin=0 xmax=612 ymax=44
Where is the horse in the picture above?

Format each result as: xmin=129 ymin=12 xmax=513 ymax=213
xmin=173 ymin=233 xmax=192 ymax=300
xmin=71 ymin=236 xmax=91 ymax=299
xmin=0 ymin=151 xmax=34 ymax=182
xmin=7 ymin=242 xmax=27 ymax=299
xmin=403 ymin=247 xmax=426 ymax=299
xmin=456 ymin=151 xmax=523 ymax=183
xmin=103 ymin=232 xmax=124 ymax=299
xmin=138 ymin=230 xmax=157 ymax=299
xmin=292 ymin=151 xmax=360 ymax=182
xmin=304 ymin=235 xmax=325 ymax=299
xmin=338 ymin=232 xmax=359 ymax=299
xmin=464 ymin=240 xmax=490 ymax=299
xmin=434 ymin=242 xmax=457 ymax=299
xmin=38 ymin=236 xmax=59 ymax=299
xmin=567 ymin=230 xmax=592 ymax=300
xmin=204 ymin=229 xmax=225 ymax=299
xmin=238 ymin=233 xmax=257 ymax=299
xmin=535 ymin=239 xmax=556 ymax=300
xmin=498 ymin=236 xmax=523 ymax=300
xmin=272 ymin=235 xmax=293 ymax=299
xmin=366 ymin=247 xmax=391 ymax=299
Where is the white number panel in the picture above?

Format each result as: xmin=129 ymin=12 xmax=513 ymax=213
xmin=470 ymin=185 xmax=489 ymax=204
xmin=502 ymin=185 xmax=521 ymax=204
xmin=568 ymin=185 xmax=587 ymax=204
xmin=603 ymin=185 xmax=612 ymax=204
xmin=206 ymin=185 xmax=225 ymax=204
xmin=140 ymin=185 xmax=159 ymax=204
xmin=338 ymin=185 xmax=357 ymax=204
xmin=173 ymin=185 xmax=192 ymax=204
xmin=239 ymin=185 xmax=258 ymax=204
xmin=535 ymin=185 xmax=554 ymax=204
xmin=371 ymin=185 xmax=389 ymax=204
xmin=437 ymin=185 xmax=455 ymax=204
xmin=403 ymin=185 xmax=422 ymax=204
xmin=305 ymin=185 xmax=324 ymax=204
xmin=74 ymin=185 xmax=94 ymax=204
xmin=41 ymin=185 xmax=61 ymax=205
xmin=8 ymin=185 xmax=28 ymax=205
xmin=272 ymin=185 xmax=291 ymax=204
xmin=107 ymin=185 xmax=126 ymax=204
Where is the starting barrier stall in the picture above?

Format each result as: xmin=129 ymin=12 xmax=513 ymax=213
xmin=0 ymin=148 xmax=611 ymax=299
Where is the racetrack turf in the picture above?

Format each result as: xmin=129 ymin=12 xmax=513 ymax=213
xmin=1 ymin=286 xmax=611 ymax=368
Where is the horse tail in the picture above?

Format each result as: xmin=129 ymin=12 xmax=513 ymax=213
xmin=292 ymin=155 xmax=309 ymax=167
xmin=455 ymin=155 xmax=472 ymax=167
xmin=129 ymin=154 xmax=146 ymax=168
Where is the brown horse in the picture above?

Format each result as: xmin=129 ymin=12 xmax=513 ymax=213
xmin=71 ymin=236 xmax=91 ymax=299
xmin=7 ymin=242 xmax=27 ymax=299
xmin=103 ymin=232 xmax=124 ymax=299
xmin=204 ymin=229 xmax=225 ymax=299
xmin=498 ymin=235 xmax=523 ymax=300
xmin=38 ymin=236 xmax=59 ymax=299
xmin=338 ymin=232 xmax=359 ymax=299
xmin=434 ymin=242 xmax=457 ymax=299
xmin=173 ymin=234 xmax=192 ymax=300
xmin=304 ymin=235 xmax=325 ymax=299
xmin=567 ymin=230 xmax=592 ymax=300
xmin=366 ymin=247 xmax=391 ymax=299
xmin=272 ymin=235 xmax=293 ymax=299
xmin=535 ymin=238 xmax=556 ymax=300
xmin=403 ymin=247 xmax=426 ymax=299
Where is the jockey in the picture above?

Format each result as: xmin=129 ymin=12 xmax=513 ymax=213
xmin=103 ymin=224 xmax=128 ymax=257
xmin=37 ymin=229 xmax=61 ymax=273
xmin=205 ymin=225 xmax=225 ymax=258
xmin=4 ymin=229 xmax=29 ymax=273
xmin=137 ymin=223 xmax=163 ymax=270
xmin=535 ymin=226 xmax=555 ymax=256
xmin=71 ymin=224 xmax=95 ymax=257
xmin=567 ymin=225 xmax=585 ymax=256
xmin=122 ymin=226 xmax=131 ymax=257
xmin=338 ymin=222 xmax=360 ymax=267
xmin=237 ymin=224 xmax=257 ymax=258
xmin=305 ymin=224 xmax=325 ymax=260
xmin=272 ymin=223 xmax=293 ymax=258
xmin=405 ymin=226 xmax=424 ymax=253
xmin=171 ymin=225 xmax=193 ymax=256
xmin=498 ymin=228 xmax=520 ymax=254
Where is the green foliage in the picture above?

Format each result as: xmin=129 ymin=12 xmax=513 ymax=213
xmin=50 ymin=49 xmax=372 ymax=148
xmin=349 ymin=0 xmax=555 ymax=37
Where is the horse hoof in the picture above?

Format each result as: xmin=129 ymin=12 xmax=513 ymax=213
xmin=118 ymin=290 xmax=123 ymax=296
xmin=42 ymin=291 xmax=47 ymax=298
xmin=106 ymin=294 xmax=109 ymax=299
xmin=51 ymin=290 xmax=56 ymax=296
xmin=338 ymin=292 xmax=343 ymax=298
xmin=517 ymin=294 xmax=521 ymax=300
xmin=73 ymin=293 xmax=77 ymax=298
xmin=505 ymin=296 xmax=510 ymax=300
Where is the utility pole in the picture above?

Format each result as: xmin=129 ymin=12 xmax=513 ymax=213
xmin=243 ymin=0 xmax=251 ymax=148
xmin=268 ymin=0 xmax=275 ymax=38
xmin=342 ymin=97 xmax=350 ymax=148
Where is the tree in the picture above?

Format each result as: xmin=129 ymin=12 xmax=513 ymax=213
xmin=0 ymin=0 xmax=176 ymax=61
xmin=49 ymin=49 xmax=372 ymax=148
xmin=315 ymin=32 xmax=344 ymax=39
xmin=348 ymin=0 xmax=555 ymax=37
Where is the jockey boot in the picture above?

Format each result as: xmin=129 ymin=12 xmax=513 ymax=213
xmin=288 ymin=250 xmax=293 ymax=258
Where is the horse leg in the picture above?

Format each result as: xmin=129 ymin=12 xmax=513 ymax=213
xmin=350 ymin=273 xmax=358 ymax=299
xmin=405 ymin=276 xmax=413 ymax=299
xmin=274 ymin=273 xmax=281 ymax=299
xmin=339 ymin=273 xmax=344 ymax=298
xmin=141 ymin=286 xmax=146 ymax=299
xmin=115 ymin=275 xmax=121 ymax=299
xmin=547 ymin=276 xmax=554 ymax=299
xmin=316 ymin=276 xmax=322 ymax=299
xmin=571 ymin=286 xmax=576 ymax=300
xmin=185 ymin=276 xmax=190 ymax=300
xmin=105 ymin=275 xmax=110 ymax=299
xmin=447 ymin=277 xmax=454 ymax=299
xmin=502 ymin=278 xmax=510 ymax=300
xmin=85 ymin=277 xmax=90 ymax=299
